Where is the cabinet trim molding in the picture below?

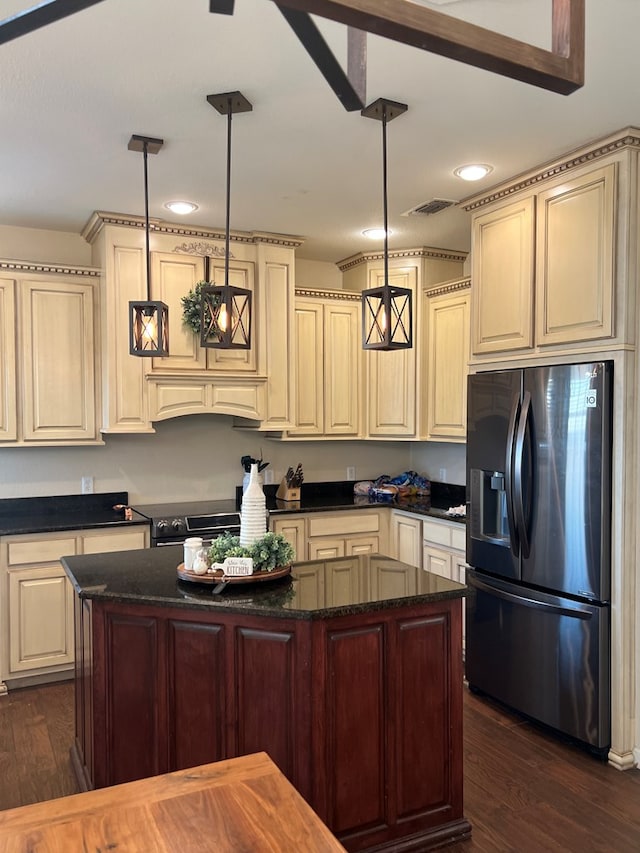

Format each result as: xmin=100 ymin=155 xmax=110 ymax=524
xmin=425 ymin=277 xmax=471 ymax=298
xmin=461 ymin=127 xmax=640 ymax=212
xmin=0 ymin=260 xmax=101 ymax=278
xmin=337 ymin=245 xmax=467 ymax=272
xmin=295 ymin=287 xmax=360 ymax=301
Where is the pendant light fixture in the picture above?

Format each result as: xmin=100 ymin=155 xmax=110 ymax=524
xmin=361 ymin=98 xmax=412 ymax=351
xmin=199 ymin=91 xmax=253 ymax=350
xmin=128 ymin=134 xmax=169 ymax=357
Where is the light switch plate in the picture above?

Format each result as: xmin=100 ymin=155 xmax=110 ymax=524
xmin=81 ymin=476 xmax=94 ymax=494
xmin=347 ymin=466 xmax=356 ymax=481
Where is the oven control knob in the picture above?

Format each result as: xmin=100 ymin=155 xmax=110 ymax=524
xmin=156 ymin=520 xmax=168 ymax=530
xmin=171 ymin=518 xmax=186 ymax=533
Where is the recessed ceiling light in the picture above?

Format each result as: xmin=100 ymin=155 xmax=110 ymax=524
xmin=454 ymin=164 xmax=493 ymax=182
xmin=363 ymin=228 xmax=391 ymax=240
xmin=165 ymin=200 xmax=199 ymax=215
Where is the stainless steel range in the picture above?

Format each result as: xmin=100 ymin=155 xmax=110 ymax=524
xmin=132 ymin=499 xmax=241 ymax=547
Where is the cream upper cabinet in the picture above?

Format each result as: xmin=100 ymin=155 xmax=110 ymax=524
xmin=0 ymin=264 xmax=101 ymax=446
xmin=366 ymin=267 xmax=417 ymax=437
xmin=83 ymin=213 xmax=301 ymax=433
xmin=471 ymin=196 xmax=534 ymax=355
xmin=289 ymin=290 xmax=361 ymax=438
xmin=467 ymin=156 xmax=619 ymax=362
xmin=536 ymin=165 xmax=615 ymax=346
xmin=424 ymin=280 xmax=470 ymax=442
xmin=0 ymin=278 xmax=17 ymax=441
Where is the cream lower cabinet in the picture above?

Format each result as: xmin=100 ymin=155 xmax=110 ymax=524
xmin=289 ymin=291 xmax=361 ymax=437
xmin=0 ymin=265 xmax=101 ymax=446
xmin=424 ymin=280 xmax=470 ymax=441
xmin=422 ymin=518 xmax=467 ymax=649
xmin=389 ymin=510 xmax=422 ymax=568
xmin=271 ymin=509 xmax=387 ymax=563
xmin=0 ymin=526 xmax=149 ymax=690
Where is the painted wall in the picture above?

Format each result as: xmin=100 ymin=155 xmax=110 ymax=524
xmin=0 ymin=415 xmax=417 ymax=503
xmin=409 ymin=441 xmax=466 ymax=486
xmin=0 ymin=224 xmax=92 ymax=266
xmin=295 ymin=257 xmax=342 ymax=290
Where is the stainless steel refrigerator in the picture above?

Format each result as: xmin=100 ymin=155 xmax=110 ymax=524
xmin=465 ymin=361 xmax=612 ymax=755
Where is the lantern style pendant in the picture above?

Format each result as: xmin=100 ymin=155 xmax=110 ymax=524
xmin=200 ymin=91 xmax=253 ymax=350
xmin=128 ymin=134 xmax=169 ymax=357
xmin=360 ymin=98 xmax=412 ymax=351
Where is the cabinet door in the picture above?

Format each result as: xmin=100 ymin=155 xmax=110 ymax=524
xmin=390 ymin=513 xmax=422 ymax=568
xmin=309 ymin=538 xmax=346 ymax=560
xmin=8 ymin=567 xmax=74 ymax=673
xmin=472 ymin=196 xmax=534 ymax=354
xmin=367 ymin=269 xmax=417 ymax=436
xmin=422 ymin=545 xmax=452 ymax=580
xmin=205 ymin=259 xmax=256 ymax=373
xmin=536 ymin=164 xmax=615 ymax=346
xmin=325 ymin=558 xmax=361 ymax=605
xmin=289 ymin=300 xmax=324 ymax=435
xmin=0 ymin=278 xmax=17 ymax=441
xmin=324 ymin=302 xmax=361 ymax=435
xmin=271 ymin=517 xmax=306 ymax=562
xmin=345 ymin=535 xmax=379 ymax=556
xmin=20 ymin=279 xmax=97 ymax=441
xmin=425 ymin=289 xmax=470 ymax=440
xmin=151 ymin=252 xmax=205 ymax=372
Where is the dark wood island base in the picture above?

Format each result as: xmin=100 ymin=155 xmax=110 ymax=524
xmin=65 ymin=549 xmax=471 ymax=852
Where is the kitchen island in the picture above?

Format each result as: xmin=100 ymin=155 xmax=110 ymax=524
xmin=62 ymin=546 xmax=470 ymax=852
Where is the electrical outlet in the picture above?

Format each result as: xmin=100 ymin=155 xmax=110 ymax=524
xmin=346 ymin=466 xmax=356 ymax=481
xmin=264 ymin=468 xmax=274 ymax=485
xmin=81 ymin=476 xmax=94 ymax=494
xmin=438 ymin=468 xmax=447 ymax=482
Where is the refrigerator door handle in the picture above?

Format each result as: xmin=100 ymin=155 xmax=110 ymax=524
xmin=514 ymin=390 xmax=531 ymax=559
xmin=505 ymin=395 xmax=520 ymax=557
xmin=470 ymin=575 xmax=594 ymax=620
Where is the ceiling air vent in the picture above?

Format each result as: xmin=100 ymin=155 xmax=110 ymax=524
xmin=403 ymin=198 xmax=457 ymax=216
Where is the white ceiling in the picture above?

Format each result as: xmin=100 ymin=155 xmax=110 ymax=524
xmin=1 ymin=1 xmax=639 ymax=263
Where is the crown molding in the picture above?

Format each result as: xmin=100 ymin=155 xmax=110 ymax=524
xmin=336 ymin=245 xmax=468 ymax=272
xmin=460 ymin=127 xmax=640 ymax=212
xmin=0 ymin=258 xmax=101 ymax=277
xmin=425 ymin=277 xmax=471 ymax=298
xmin=82 ymin=211 xmax=305 ymax=249
xmin=295 ymin=286 xmax=361 ymax=301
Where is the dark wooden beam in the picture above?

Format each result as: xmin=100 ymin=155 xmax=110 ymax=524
xmin=270 ymin=0 xmax=585 ymax=95
xmin=347 ymin=27 xmax=366 ymax=106
xmin=275 ymin=5 xmax=365 ymax=111
xmin=209 ymin=0 xmax=235 ymax=13
xmin=0 ymin=0 xmax=107 ymax=45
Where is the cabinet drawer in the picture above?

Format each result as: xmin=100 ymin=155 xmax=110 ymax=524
xmin=422 ymin=519 xmax=466 ymax=552
xmin=308 ymin=512 xmax=379 ymax=538
xmin=83 ymin=529 xmax=148 ymax=554
xmin=7 ymin=537 xmax=78 ymax=567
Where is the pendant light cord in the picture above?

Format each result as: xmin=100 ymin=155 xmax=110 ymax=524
xmin=382 ymin=104 xmax=389 ymax=288
xmin=142 ymin=139 xmax=151 ymax=302
xmin=225 ymin=96 xmax=232 ymax=289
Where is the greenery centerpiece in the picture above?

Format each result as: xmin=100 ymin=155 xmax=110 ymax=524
xmin=208 ymin=531 xmax=295 ymax=573
xmin=181 ymin=280 xmax=220 ymax=335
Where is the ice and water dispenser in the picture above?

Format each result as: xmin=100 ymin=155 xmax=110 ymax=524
xmin=469 ymin=468 xmax=510 ymax=546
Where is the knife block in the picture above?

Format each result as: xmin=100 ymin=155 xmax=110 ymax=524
xmin=276 ymin=478 xmax=301 ymax=502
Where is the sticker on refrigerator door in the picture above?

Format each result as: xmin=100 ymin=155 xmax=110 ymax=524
xmin=586 ymin=389 xmax=597 ymax=408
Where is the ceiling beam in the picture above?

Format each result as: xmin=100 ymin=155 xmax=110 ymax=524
xmin=270 ymin=0 xmax=585 ymax=95
xmin=0 ymin=0 xmax=107 ymax=45
xmin=276 ymin=5 xmax=366 ymax=110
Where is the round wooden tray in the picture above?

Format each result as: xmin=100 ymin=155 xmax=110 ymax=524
xmin=177 ymin=563 xmax=292 ymax=585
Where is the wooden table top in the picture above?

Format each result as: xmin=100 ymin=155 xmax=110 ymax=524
xmin=0 ymin=752 xmax=346 ymax=852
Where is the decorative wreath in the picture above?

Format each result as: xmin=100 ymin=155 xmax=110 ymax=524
xmin=181 ymin=280 xmax=220 ymax=335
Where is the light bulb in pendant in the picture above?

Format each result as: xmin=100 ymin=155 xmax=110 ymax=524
xmin=218 ymin=304 xmax=228 ymax=332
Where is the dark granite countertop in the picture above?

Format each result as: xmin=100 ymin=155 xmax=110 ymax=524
xmin=247 ymin=480 xmax=467 ymax=525
xmin=62 ymin=546 xmax=466 ymax=621
xmin=0 ymin=492 xmax=149 ymax=536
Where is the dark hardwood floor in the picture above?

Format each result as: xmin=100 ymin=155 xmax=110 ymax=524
xmin=1 ymin=680 xmax=640 ymax=851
